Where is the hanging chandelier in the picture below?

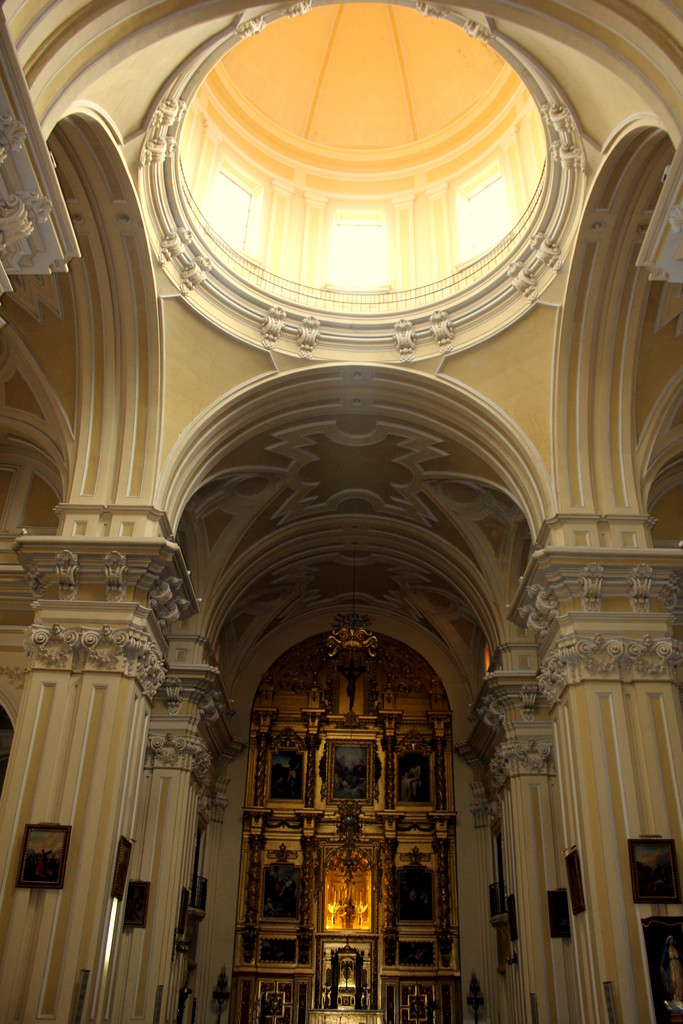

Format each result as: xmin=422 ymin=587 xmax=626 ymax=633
xmin=327 ymin=550 xmax=378 ymax=659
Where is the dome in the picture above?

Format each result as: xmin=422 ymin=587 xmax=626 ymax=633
xmin=218 ymin=4 xmax=508 ymax=153
xmin=178 ymin=3 xmax=546 ymax=308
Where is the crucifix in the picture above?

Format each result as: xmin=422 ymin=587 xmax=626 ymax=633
xmin=338 ymin=657 xmax=366 ymax=711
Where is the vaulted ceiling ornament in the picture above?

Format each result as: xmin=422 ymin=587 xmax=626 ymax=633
xmin=327 ymin=549 xmax=378 ymax=659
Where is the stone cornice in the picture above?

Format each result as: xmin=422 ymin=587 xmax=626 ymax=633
xmin=13 ymin=536 xmax=198 ymax=636
xmin=512 ymin=547 xmax=681 ymax=622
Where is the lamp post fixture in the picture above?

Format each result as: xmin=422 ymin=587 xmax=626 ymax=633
xmin=466 ymin=972 xmax=484 ymax=1024
xmin=213 ymin=966 xmax=230 ymax=1024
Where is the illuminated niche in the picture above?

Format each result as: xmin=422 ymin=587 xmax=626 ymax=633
xmin=324 ymin=850 xmax=371 ymax=931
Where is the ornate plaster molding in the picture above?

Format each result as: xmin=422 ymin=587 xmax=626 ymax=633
xmin=488 ymin=739 xmax=555 ymax=792
xmin=55 ymin=549 xmax=79 ymax=601
xmin=428 ymin=309 xmax=456 ymax=353
xmin=162 ymin=673 xmax=225 ymax=720
xmin=146 ymin=730 xmax=211 ymax=782
xmin=393 ymin=319 xmax=416 ymax=361
xmin=148 ymin=573 xmax=193 ymax=633
xmin=236 ymin=15 xmax=266 ymax=38
xmin=0 ymin=23 xmax=79 ymax=294
xmin=296 ymin=315 xmax=320 ymax=358
xmin=473 ymin=682 xmax=543 ymax=729
xmin=537 ymin=633 xmax=683 ymax=703
xmin=517 ymin=583 xmax=557 ymax=640
xmin=469 ymin=781 xmax=494 ymax=828
xmin=261 ymin=306 xmax=286 ymax=348
xmin=514 ymin=554 xmax=681 ymax=632
xmin=25 ymin=623 xmax=166 ymax=697
xmin=627 ymin=562 xmax=653 ymax=612
xmin=141 ymin=98 xmax=186 ymax=164
xmin=463 ymin=19 xmax=492 ymax=41
xmin=579 ymin=562 xmax=603 ymax=611
xmin=541 ymin=103 xmax=586 ymax=174
xmin=104 ymin=551 xmax=127 ymax=602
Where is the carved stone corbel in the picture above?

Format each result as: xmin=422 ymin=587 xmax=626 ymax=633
xmin=296 ymin=315 xmax=320 ymax=358
xmin=55 ymin=549 xmax=79 ymax=601
xmin=393 ymin=318 xmax=415 ymax=362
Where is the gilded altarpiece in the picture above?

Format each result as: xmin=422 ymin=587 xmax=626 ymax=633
xmin=231 ymin=633 xmax=460 ymax=1024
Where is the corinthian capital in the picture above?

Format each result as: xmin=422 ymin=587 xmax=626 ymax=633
xmin=488 ymin=739 xmax=555 ymax=792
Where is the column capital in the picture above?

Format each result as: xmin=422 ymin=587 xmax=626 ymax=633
xmin=25 ymin=603 xmax=166 ymax=697
xmin=488 ymin=738 xmax=555 ymax=794
xmin=146 ymin=728 xmax=211 ymax=783
xmin=538 ymin=631 xmax=683 ymax=705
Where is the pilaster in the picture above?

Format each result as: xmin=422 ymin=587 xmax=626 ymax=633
xmin=0 ymin=598 xmax=164 ymax=1022
xmin=509 ymin=541 xmax=683 ymax=1024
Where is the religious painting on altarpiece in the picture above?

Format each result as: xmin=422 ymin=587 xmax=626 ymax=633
xmin=328 ymin=742 xmax=374 ymax=804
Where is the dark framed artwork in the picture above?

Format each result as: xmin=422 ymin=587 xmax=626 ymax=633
xmin=628 ymin=839 xmax=681 ymax=903
xmin=565 ymin=849 xmax=586 ymax=915
xmin=262 ymin=864 xmax=299 ymax=919
xmin=124 ymin=880 xmax=150 ymax=927
xmin=16 ymin=824 xmax=71 ymax=889
xmin=397 ymin=753 xmax=431 ymax=804
xmin=269 ymin=750 xmax=303 ymax=801
xmin=507 ymin=893 xmax=518 ymax=941
xmin=398 ymin=941 xmax=434 ymax=967
xmin=547 ymin=889 xmax=571 ymax=938
xmin=398 ymin=867 xmax=433 ymax=921
xmin=329 ymin=743 xmax=371 ymax=802
xmin=177 ymin=886 xmax=190 ymax=933
xmin=111 ymin=836 xmax=133 ymax=899
xmin=259 ymin=937 xmax=297 ymax=963
xmin=642 ymin=916 xmax=683 ymax=1023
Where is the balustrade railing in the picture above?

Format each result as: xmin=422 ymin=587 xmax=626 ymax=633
xmin=178 ymin=161 xmax=546 ymax=315
xmin=488 ymin=880 xmax=506 ymax=918
xmin=190 ymin=873 xmax=207 ymax=912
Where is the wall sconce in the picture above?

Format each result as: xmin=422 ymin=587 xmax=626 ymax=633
xmin=213 ymin=966 xmax=230 ymax=1024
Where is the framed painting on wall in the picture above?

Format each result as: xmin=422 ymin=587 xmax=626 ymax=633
xmin=506 ymin=893 xmax=518 ymax=941
xmin=124 ymin=880 xmax=150 ymax=927
xmin=565 ymin=848 xmax=586 ymax=914
xmin=16 ymin=824 xmax=71 ymax=889
xmin=547 ymin=889 xmax=571 ymax=938
xmin=628 ymin=839 xmax=681 ymax=903
xmin=111 ymin=836 xmax=133 ymax=899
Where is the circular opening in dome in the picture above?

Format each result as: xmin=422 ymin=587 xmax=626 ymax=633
xmin=179 ymin=2 xmax=546 ymax=308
